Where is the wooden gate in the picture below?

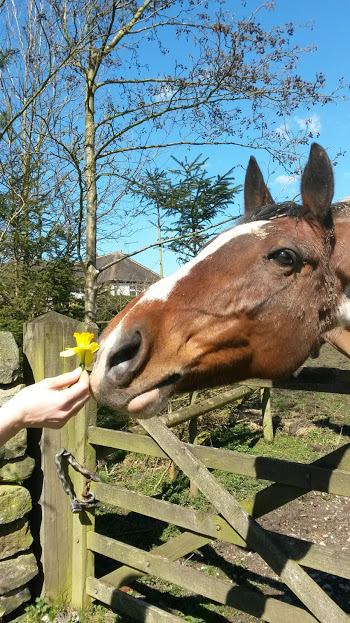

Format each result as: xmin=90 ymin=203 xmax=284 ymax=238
xmin=24 ymin=313 xmax=350 ymax=622
xmin=87 ymin=411 xmax=350 ymax=623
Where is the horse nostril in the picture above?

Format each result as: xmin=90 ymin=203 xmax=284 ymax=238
xmin=108 ymin=330 xmax=143 ymax=380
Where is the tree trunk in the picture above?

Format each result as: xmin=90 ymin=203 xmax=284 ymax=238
xmin=84 ymin=69 xmax=98 ymax=324
xmin=157 ymin=203 xmax=163 ymax=278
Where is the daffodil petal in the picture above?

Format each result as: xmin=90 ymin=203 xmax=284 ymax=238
xmin=60 ymin=348 xmax=77 ymax=357
xmin=60 ymin=333 xmax=99 ymax=367
xmin=74 ymin=332 xmax=95 ymax=348
xmin=88 ymin=342 xmax=100 ymax=354
xmin=75 ymin=346 xmax=88 ymax=364
xmin=85 ymin=350 xmax=94 ymax=368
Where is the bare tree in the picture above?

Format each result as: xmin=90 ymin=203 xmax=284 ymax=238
xmin=0 ymin=0 xmax=81 ymax=338
xmin=0 ymin=0 xmax=343 ymax=323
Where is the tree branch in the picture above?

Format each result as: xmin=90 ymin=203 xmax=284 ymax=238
xmin=98 ymin=215 xmax=240 ymax=275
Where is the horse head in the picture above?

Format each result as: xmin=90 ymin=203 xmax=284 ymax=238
xmin=90 ymin=143 xmax=350 ymax=417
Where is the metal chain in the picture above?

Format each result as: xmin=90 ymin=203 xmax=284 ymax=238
xmin=55 ymin=448 xmax=101 ymax=513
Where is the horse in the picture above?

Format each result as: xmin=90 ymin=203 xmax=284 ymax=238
xmin=90 ymin=143 xmax=350 ymax=418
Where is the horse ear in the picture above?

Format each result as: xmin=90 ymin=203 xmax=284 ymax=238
xmin=301 ymin=143 xmax=334 ymax=225
xmin=244 ymin=156 xmax=274 ymax=214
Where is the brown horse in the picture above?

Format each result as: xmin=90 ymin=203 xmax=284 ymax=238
xmin=90 ymin=144 xmax=350 ymax=418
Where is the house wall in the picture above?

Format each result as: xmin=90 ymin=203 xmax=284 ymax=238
xmin=114 ymin=284 xmax=131 ymax=296
xmin=113 ymin=283 xmax=144 ymax=296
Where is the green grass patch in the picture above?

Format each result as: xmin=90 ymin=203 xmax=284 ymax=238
xmin=23 ymin=599 xmax=121 ymax=623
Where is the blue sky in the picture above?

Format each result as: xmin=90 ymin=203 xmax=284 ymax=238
xmin=100 ymin=1 xmax=350 ymax=277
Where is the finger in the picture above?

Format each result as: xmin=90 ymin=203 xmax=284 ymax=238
xmin=44 ymin=368 xmax=83 ymax=390
xmin=59 ymin=375 xmax=91 ymax=405
xmin=68 ymin=394 xmax=91 ymax=417
xmin=37 ymin=390 xmax=91 ymax=429
xmin=79 ymin=370 xmax=90 ymax=386
xmin=58 ymin=393 xmax=91 ymax=422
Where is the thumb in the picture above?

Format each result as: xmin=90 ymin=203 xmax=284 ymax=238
xmin=78 ymin=369 xmax=90 ymax=387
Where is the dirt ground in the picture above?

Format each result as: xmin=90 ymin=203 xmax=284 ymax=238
xmin=211 ymin=491 xmax=350 ymax=621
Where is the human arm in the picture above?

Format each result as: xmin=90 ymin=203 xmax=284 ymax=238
xmin=0 ymin=368 xmax=90 ymax=446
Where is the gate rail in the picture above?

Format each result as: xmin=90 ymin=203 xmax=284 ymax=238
xmin=86 ymin=416 xmax=350 ymax=623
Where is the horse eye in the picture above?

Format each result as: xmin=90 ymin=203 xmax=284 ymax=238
xmin=268 ymin=249 xmax=297 ymax=267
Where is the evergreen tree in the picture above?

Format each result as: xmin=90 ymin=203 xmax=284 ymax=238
xmin=128 ymin=155 xmax=241 ymax=268
xmin=165 ymin=156 xmax=241 ymax=264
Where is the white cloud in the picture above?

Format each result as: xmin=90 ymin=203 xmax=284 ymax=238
xmin=295 ymin=114 xmax=321 ymax=135
xmin=274 ymin=174 xmax=299 ymax=187
xmin=274 ymin=123 xmax=290 ymax=140
xmin=154 ymin=84 xmax=176 ymax=102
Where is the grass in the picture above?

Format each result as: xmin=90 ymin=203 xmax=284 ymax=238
xmin=21 ymin=598 xmax=121 ymax=622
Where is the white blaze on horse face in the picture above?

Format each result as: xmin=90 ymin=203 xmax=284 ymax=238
xmin=337 ymin=285 xmax=350 ymax=326
xmin=92 ymin=321 xmax=125 ymax=386
xmin=142 ymin=220 xmax=271 ymax=303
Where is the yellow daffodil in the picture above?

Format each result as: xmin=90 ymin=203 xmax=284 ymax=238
xmin=60 ymin=332 xmax=100 ymax=369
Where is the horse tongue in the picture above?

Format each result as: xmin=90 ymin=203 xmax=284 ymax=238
xmin=127 ymin=388 xmax=159 ymax=413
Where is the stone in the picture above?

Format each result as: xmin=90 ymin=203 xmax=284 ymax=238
xmin=0 ymin=332 xmax=19 ymax=383
xmin=0 ymin=485 xmax=32 ymax=524
xmin=0 ymin=584 xmax=31 ymax=617
xmin=0 ymin=383 xmax=25 ymax=407
xmin=0 ymin=454 xmax=35 ymax=482
xmin=0 ymin=550 xmax=38 ymax=593
xmin=1 ymin=428 xmax=27 ymax=460
xmin=0 ymin=517 xmax=33 ymax=560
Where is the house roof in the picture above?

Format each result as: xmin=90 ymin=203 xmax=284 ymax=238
xmin=95 ymin=251 xmax=160 ymax=285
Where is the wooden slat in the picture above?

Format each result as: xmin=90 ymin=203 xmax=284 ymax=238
xmin=198 ymin=446 xmax=350 ymax=497
xmin=86 ymin=576 xmax=183 ymax=622
xmin=246 ymin=443 xmax=350 ymax=518
xmin=100 ymin=531 xmax=211 ymax=593
xmin=89 ymin=427 xmax=350 ymax=497
xmin=93 ymin=481 xmax=246 ymax=546
xmin=129 ymin=365 xmax=350 ymax=437
xmin=162 ymin=386 xmax=254 ymax=426
xmin=92 ymin=482 xmax=350 ymax=580
xmin=88 ymin=532 xmax=318 ymax=623
xmin=241 ymin=366 xmax=350 ymax=394
xmin=130 ymin=385 xmax=255 ymax=434
xmin=89 ymin=426 xmax=169 ymax=458
xmin=277 ymin=534 xmax=350 ymax=581
xmin=138 ymin=417 xmax=348 ymax=623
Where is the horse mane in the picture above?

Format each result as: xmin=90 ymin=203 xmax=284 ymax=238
xmin=239 ymin=201 xmax=301 ymax=224
xmin=333 ymin=201 xmax=350 ymax=214
xmin=240 ymin=200 xmax=350 ymax=227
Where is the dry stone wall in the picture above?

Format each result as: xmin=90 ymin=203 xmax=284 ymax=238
xmin=0 ymin=332 xmax=38 ymax=619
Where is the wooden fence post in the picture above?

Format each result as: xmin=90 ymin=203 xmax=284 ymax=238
xmin=23 ymin=312 xmax=97 ymax=608
xmin=71 ymin=317 xmax=97 ymax=609
xmin=261 ymin=388 xmax=274 ymax=444
xmin=189 ymin=391 xmax=199 ymax=497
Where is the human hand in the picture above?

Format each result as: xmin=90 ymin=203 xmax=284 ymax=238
xmin=0 ymin=368 xmax=90 ymax=444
